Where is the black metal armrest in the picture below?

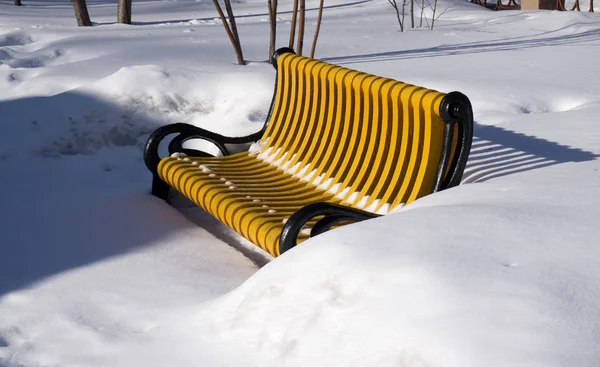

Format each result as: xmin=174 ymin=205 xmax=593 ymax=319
xmin=144 ymin=122 xmax=262 ymax=176
xmin=438 ymin=91 xmax=474 ymax=190
xmin=167 ymin=130 xmax=228 ymax=157
xmin=144 ymin=122 xmax=263 ymax=201
xmin=279 ymin=202 xmax=378 ymax=255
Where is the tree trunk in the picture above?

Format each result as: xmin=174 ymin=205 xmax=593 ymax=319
xmin=14 ymin=0 xmax=23 ymax=6
xmin=212 ymin=0 xmax=245 ymax=65
xmin=117 ymin=0 xmax=132 ymax=24
xmin=223 ymin=0 xmax=243 ymax=61
xmin=297 ymin=0 xmax=305 ymax=55
xmin=268 ymin=0 xmax=278 ymax=63
xmin=410 ymin=0 xmax=414 ymax=28
xmin=289 ymin=0 xmax=299 ymax=49
xmin=401 ymin=0 xmax=407 ymax=31
xmin=388 ymin=0 xmax=403 ymax=32
xmin=570 ymin=0 xmax=580 ymax=10
xmin=72 ymin=0 xmax=92 ymax=26
xmin=310 ymin=0 xmax=325 ymax=59
xmin=430 ymin=0 xmax=438 ymax=30
xmin=590 ymin=0 xmax=594 ymax=12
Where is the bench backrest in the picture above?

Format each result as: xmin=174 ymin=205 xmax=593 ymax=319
xmin=256 ymin=52 xmax=469 ymax=214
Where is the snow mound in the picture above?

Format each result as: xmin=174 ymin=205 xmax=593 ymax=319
xmin=196 ymin=177 xmax=600 ymax=367
xmin=90 ymin=65 xmax=272 ymax=135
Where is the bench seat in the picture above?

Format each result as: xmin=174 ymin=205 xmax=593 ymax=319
xmin=158 ymin=152 xmax=340 ymax=256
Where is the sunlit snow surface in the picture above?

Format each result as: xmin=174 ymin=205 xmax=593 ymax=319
xmin=1 ymin=0 xmax=600 ymax=366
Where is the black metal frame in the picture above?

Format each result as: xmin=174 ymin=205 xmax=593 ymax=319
xmin=437 ymin=91 xmax=474 ymax=191
xmin=143 ymin=47 xmax=473 ymax=256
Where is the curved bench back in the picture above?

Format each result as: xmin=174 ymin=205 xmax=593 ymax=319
xmin=256 ymin=53 xmax=457 ymax=214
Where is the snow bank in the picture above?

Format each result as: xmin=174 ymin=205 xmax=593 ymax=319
xmin=198 ymin=171 xmax=600 ymax=367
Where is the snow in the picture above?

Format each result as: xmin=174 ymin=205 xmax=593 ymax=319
xmin=1 ymin=0 xmax=600 ymax=366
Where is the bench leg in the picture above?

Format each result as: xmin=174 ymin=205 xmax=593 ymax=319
xmin=144 ymin=123 xmax=220 ymax=202
xmin=151 ymin=174 xmax=170 ymax=201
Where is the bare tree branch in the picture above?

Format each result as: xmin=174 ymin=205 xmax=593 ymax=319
xmin=268 ymin=0 xmax=278 ymax=63
xmin=211 ymin=0 xmax=245 ymax=65
xmin=310 ymin=0 xmax=325 ymax=58
xmin=289 ymin=0 xmax=299 ymax=49
xmin=297 ymin=0 xmax=306 ymax=55
xmin=402 ymin=0 xmax=408 ymax=29
xmin=431 ymin=2 xmax=456 ymax=29
xmin=410 ymin=0 xmax=414 ymax=28
xmin=224 ymin=0 xmax=242 ymax=55
xmin=387 ymin=0 xmax=404 ymax=32
xmin=430 ymin=0 xmax=438 ymax=30
xmin=570 ymin=0 xmax=581 ymax=11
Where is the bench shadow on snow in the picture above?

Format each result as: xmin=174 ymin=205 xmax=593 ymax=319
xmin=169 ymin=194 xmax=273 ymax=269
xmin=463 ymin=124 xmax=599 ymax=183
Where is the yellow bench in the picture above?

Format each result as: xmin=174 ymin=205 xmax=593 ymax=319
xmin=144 ymin=48 xmax=473 ymax=257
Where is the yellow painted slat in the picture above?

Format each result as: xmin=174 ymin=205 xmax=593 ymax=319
xmin=280 ymin=59 xmax=322 ymax=173
xmin=261 ymin=54 xmax=299 ymax=153
xmin=343 ymin=77 xmax=390 ymax=207
xmin=364 ymin=79 xmax=398 ymax=211
xmin=303 ymin=67 xmax=354 ymax=185
xmin=271 ymin=57 xmax=312 ymax=162
xmin=317 ymin=70 xmax=364 ymax=194
xmin=337 ymin=75 xmax=379 ymax=204
xmin=387 ymin=86 xmax=424 ymax=208
xmin=287 ymin=62 xmax=337 ymax=173
xmin=328 ymin=73 xmax=369 ymax=190
xmin=408 ymin=92 xmax=446 ymax=202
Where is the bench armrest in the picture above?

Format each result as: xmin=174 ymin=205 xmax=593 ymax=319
xmin=144 ymin=122 xmax=262 ymax=176
xmin=279 ymin=202 xmax=378 ymax=255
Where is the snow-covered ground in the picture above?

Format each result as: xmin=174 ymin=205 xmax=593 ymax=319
xmin=1 ymin=0 xmax=599 ymax=366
